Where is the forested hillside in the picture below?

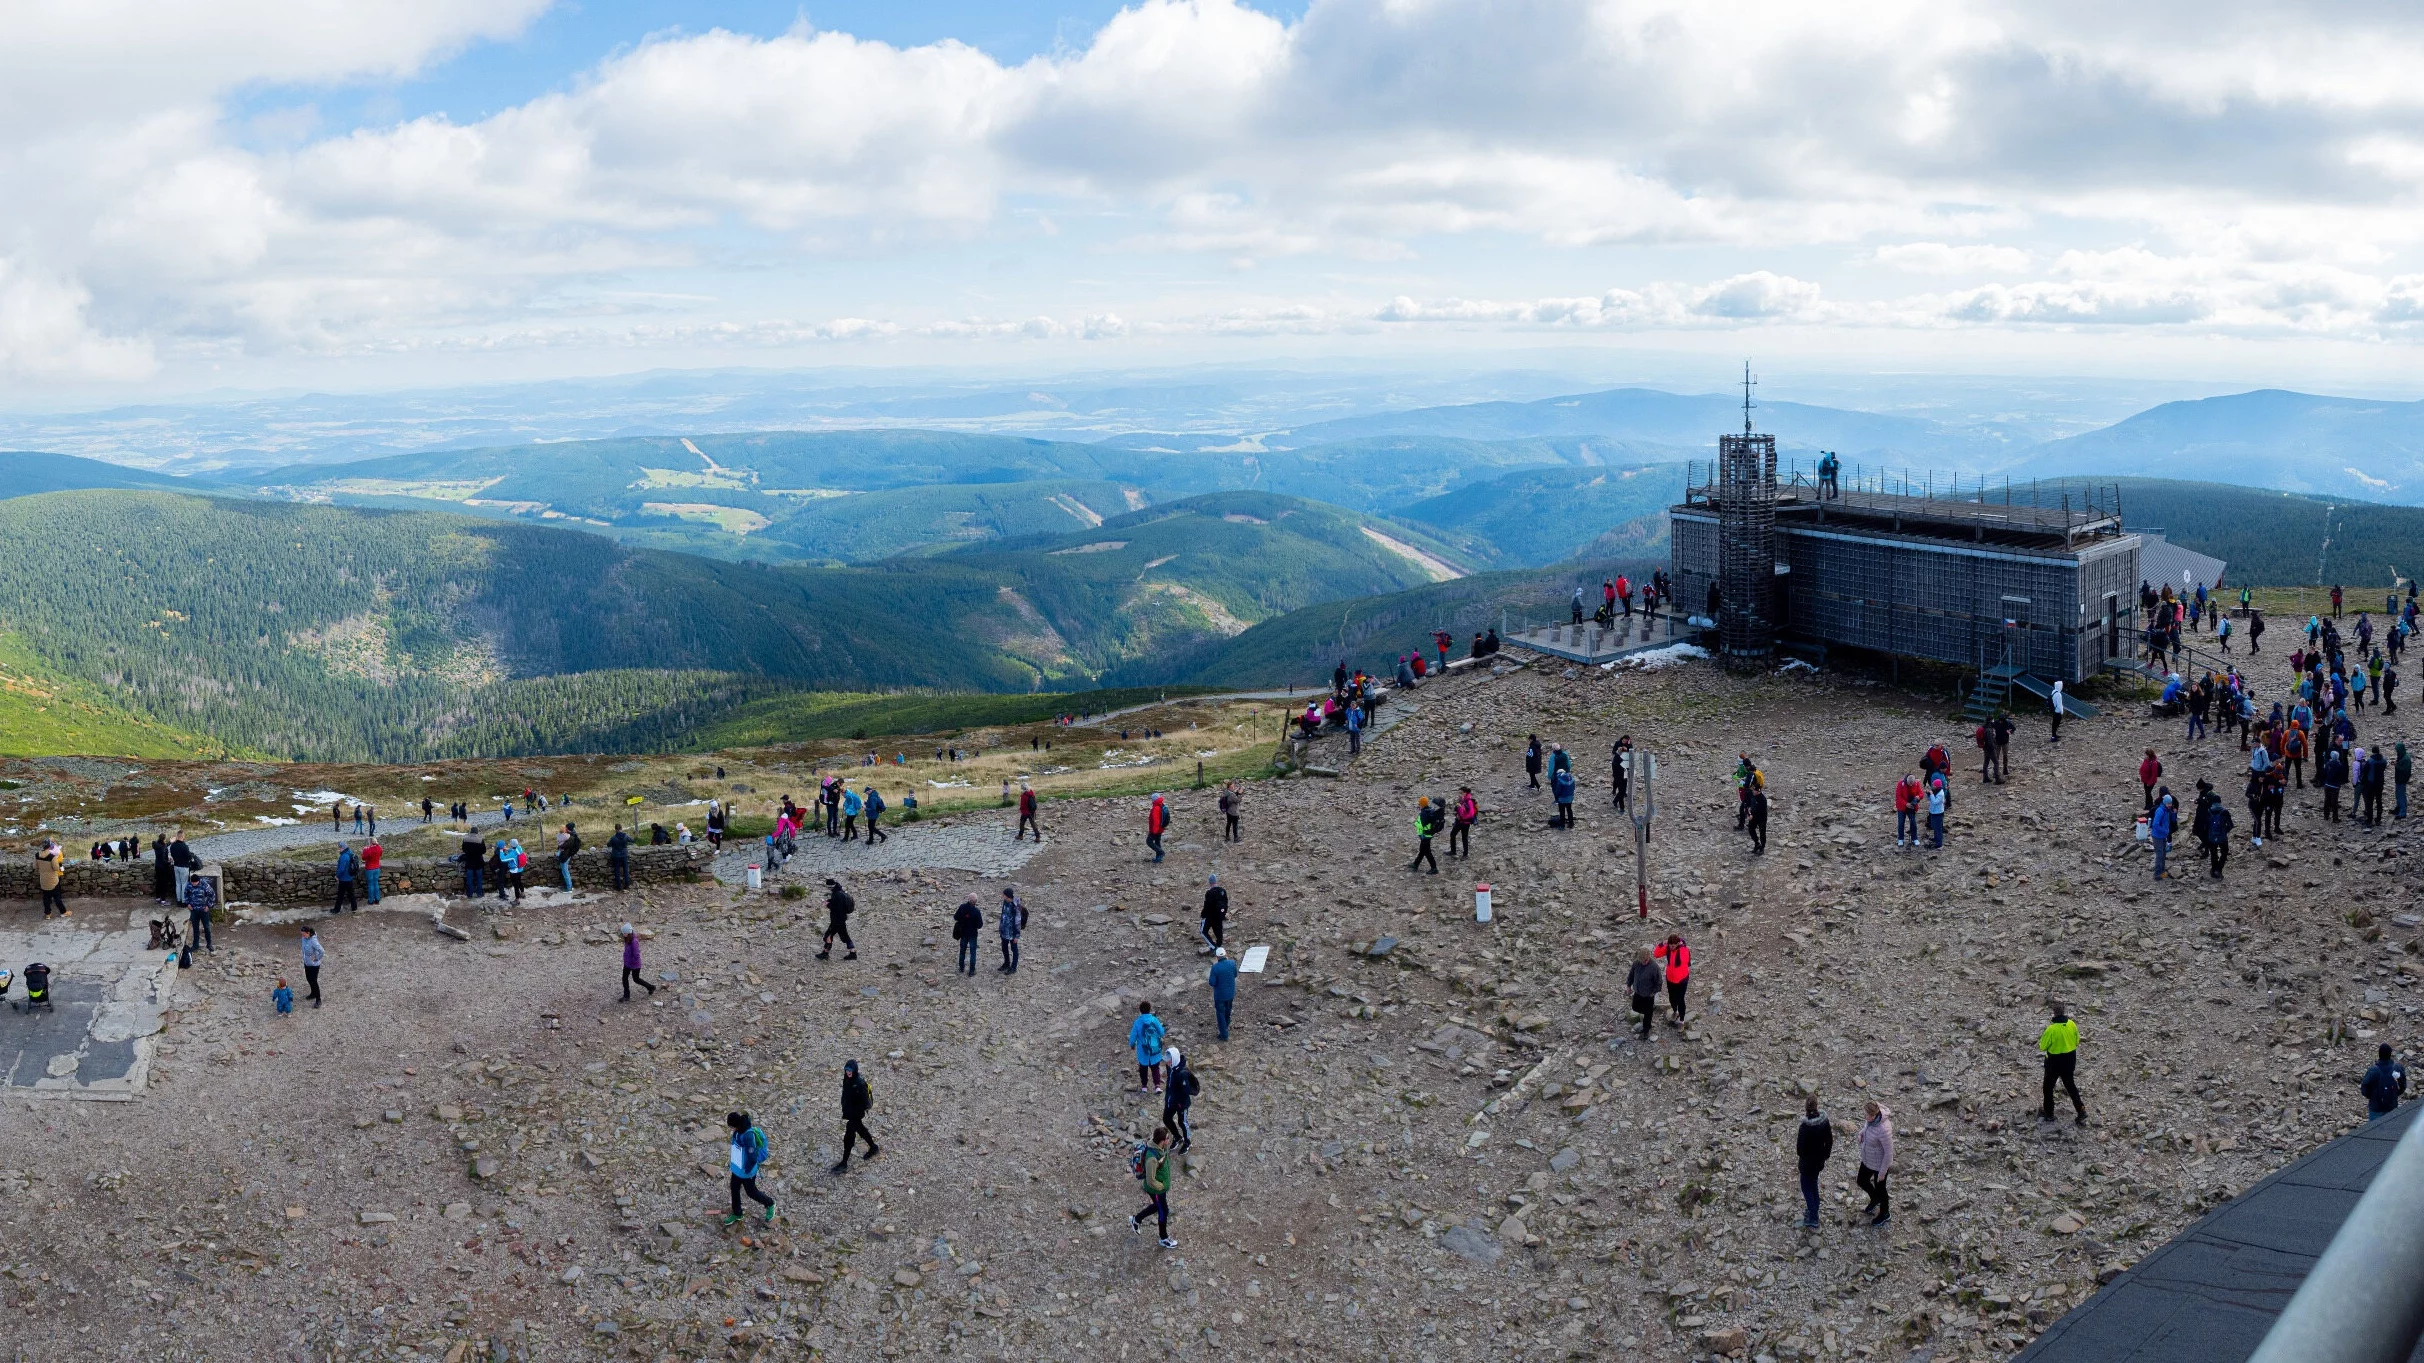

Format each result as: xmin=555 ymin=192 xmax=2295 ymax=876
xmin=2108 ymin=478 xmax=2424 ymax=587
xmin=0 ymin=489 xmax=1458 ymax=760
xmin=1396 ymin=464 xmax=1686 ymax=566
xmin=1111 ymin=555 xmax=1660 ymax=689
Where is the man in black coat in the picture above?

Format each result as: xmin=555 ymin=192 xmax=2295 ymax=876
xmin=1797 ymin=1098 xmax=1834 ymax=1229
xmin=952 ymin=898 xmax=982 ymax=976
xmin=817 ymin=879 xmax=856 ymax=960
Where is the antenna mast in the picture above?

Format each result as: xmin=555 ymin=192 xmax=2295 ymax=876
xmin=1741 ymin=360 xmax=1757 ymax=435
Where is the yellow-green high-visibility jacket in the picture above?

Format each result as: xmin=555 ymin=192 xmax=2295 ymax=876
xmin=2039 ymin=1020 xmax=2080 ymax=1056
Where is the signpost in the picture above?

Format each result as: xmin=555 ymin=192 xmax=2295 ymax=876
xmin=1626 ymin=749 xmax=1656 ymax=919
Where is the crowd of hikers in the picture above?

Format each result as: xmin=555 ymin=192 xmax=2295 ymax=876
xmin=32 ymin=577 xmax=2424 ymax=1260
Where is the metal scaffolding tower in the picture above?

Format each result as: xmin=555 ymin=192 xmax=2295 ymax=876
xmin=1715 ymin=364 xmax=1777 ymax=671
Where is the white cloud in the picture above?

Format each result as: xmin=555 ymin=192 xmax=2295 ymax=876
xmin=10 ymin=0 xmax=2424 ymax=381
xmin=1875 ymin=242 xmax=2034 ymax=275
xmin=0 ymin=262 xmax=157 ymax=382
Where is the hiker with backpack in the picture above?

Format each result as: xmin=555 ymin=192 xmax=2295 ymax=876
xmin=998 ymin=885 xmax=1026 ymax=973
xmin=723 ymin=1111 xmax=776 ymax=1226
xmin=1146 ymin=794 xmax=1169 ymax=862
xmin=1129 ymin=1001 xmax=1167 ymax=1093
xmin=1016 ymin=783 xmax=1043 ymax=841
xmin=863 ymin=786 xmax=888 ymax=844
xmin=1130 ymin=1129 xmax=1178 ymax=1249
xmin=952 ymin=898 xmax=982 ymax=976
xmin=1161 ymin=1048 xmax=1198 ymax=1152
xmin=1410 ymin=797 xmax=1443 ymax=872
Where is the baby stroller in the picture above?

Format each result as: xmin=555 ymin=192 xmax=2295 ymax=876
xmin=148 ymin=913 xmax=184 ymax=952
xmin=13 ymin=963 xmax=51 ymax=1014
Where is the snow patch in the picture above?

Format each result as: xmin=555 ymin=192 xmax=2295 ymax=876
xmin=1603 ymin=643 xmax=1711 ymax=672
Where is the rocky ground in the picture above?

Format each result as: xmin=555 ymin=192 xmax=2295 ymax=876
xmin=1 ymin=652 xmax=2412 ymax=1361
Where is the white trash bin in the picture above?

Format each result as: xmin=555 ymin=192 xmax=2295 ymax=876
xmin=746 ymin=864 xmax=762 ymax=891
xmin=1475 ymin=883 xmax=1492 ymax=923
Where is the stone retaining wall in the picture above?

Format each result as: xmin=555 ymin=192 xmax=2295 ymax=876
xmin=0 ymin=844 xmax=714 ymax=908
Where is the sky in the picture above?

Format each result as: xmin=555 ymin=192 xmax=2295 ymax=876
xmin=6 ymin=0 xmax=2424 ymax=402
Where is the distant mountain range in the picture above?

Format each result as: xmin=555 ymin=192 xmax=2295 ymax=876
xmin=2019 ymin=390 xmax=2424 ymax=501
xmin=0 ymin=488 xmax=1460 ymax=761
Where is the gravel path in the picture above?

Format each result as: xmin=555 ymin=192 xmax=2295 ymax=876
xmin=710 ymin=813 xmax=1048 ymax=883
xmin=184 ymin=804 xmax=547 ymax=863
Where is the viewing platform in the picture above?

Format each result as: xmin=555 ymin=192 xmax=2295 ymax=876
xmin=1499 ymin=611 xmax=1703 ymax=665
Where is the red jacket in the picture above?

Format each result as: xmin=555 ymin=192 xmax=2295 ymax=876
xmin=1616 ymin=575 xmax=1631 ymax=599
xmin=1655 ymin=941 xmax=1691 ymax=984
xmin=362 ymin=843 xmax=382 ymax=870
xmin=1894 ymin=776 xmax=1921 ymax=812
xmin=2139 ymin=755 xmax=2162 ymax=787
xmin=1148 ymin=800 xmax=1168 ymax=835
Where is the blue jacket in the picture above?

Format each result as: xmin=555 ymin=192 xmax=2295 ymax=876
xmin=1209 ymin=958 xmax=1239 ymax=1003
xmin=842 ymin=791 xmax=863 ymax=817
xmin=2149 ymin=801 xmax=2175 ymax=841
xmin=1129 ymin=1013 xmax=1165 ymax=1066
xmin=1550 ymin=769 xmax=1576 ymax=802
xmin=729 ymin=1125 xmax=768 ymax=1178
xmin=336 ymin=848 xmax=356 ymax=882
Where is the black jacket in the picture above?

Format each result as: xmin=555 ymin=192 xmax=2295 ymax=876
xmin=2364 ymin=1059 xmax=2408 ymax=1114
xmin=1797 ymin=1114 xmax=1835 ymax=1173
xmin=842 ymin=1073 xmax=872 ymax=1119
xmin=952 ymin=900 xmax=981 ymax=941
xmin=827 ymin=887 xmax=855 ymax=922
xmin=1626 ymin=960 xmax=1662 ymax=1000
xmin=1202 ymin=886 xmax=1228 ymax=923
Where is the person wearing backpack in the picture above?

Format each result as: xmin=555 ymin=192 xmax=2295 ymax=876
xmin=1160 ymin=1048 xmax=1198 ymax=1152
xmin=1409 ymin=797 xmax=1442 ymax=873
xmin=1129 ymin=1001 xmax=1167 ymax=1093
xmin=1450 ymin=787 xmax=1479 ymax=858
xmin=722 ymin=1111 xmax=776 ymax=1226
xmin=863 ymin=786 xmax=888 ymax=844
xmin=332 ymin=843 xmax=359 ymax=914
xmin=997 ymin=885 xmax=1026 ymax=973
xmin=1146 ymin=794 xmax=1169 ymax=862
xmin=833 ymin=1060 xmax=880 ymax=1172
xmin=1016 ymin=783 xmax=1042 ymax=842
xmin=2205 ymin=798 xmax=2234 ymax=878
xmin=2361 ymin=1044 xmax=2409 ymax=1122
xmin=1550 ymin=764 xmax=1577 ymax=828
xmin=952 ymin=898 xmax=982 ymax=976
xmin=1129 ymin=1128 xmax=1178 ymax=1249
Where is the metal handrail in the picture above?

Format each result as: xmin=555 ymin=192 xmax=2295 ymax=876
xmin=2246 ymin=1113 xmax=2424 ymax=1363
